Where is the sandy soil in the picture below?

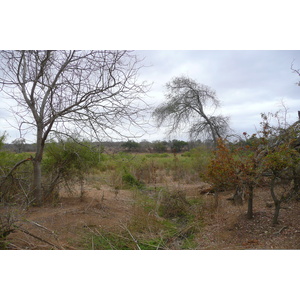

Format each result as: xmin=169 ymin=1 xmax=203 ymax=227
xmin=5 ymin=185 xmax=135 ymax=249
xmin=196 ymin=188 xmax=300 ymax=249
xmin=4 ymin=182 xmax=300 ymax=250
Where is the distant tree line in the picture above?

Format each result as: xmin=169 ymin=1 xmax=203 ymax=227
xmin=2 ymin=138 xmax=216 ymax=154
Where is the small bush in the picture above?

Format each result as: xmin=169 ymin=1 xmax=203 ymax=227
xmin=158 ymin=189 xmax=190 ymax=219
xmin=181 ymin=151 xmax=191 ymax=157
xmin=0 ymin=151 xmax=33 ymax=205
xmin=122 ymin=170 xmax=143 ymax=189
xmin=42 ymin=139 xmax=100 ymax=199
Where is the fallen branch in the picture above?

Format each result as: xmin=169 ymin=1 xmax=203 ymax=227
xmin=15 ymin=237 xmax=36 ymax=248
xmin=14 ymin=225 xmax=63 ymax=249
xmin=7 ymin=242 xmax=23 ymax=250
xmin=26 ymin=219 xmax=58 ymax=238
xmin=273 ymin=226 xmax=289 ymax=235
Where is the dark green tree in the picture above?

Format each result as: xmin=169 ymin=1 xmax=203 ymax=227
xmin=171 ymin=140 xmax=188 ymax=153
xmin=121 ymin=140 xmax=140 ymax=152
xmin=152 ymin=141 xmax=168 ymax=153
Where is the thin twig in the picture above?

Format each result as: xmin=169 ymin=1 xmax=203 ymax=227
xmin=7 ymin=242 xmax=23 ymax=250
xmin=14 ymin=225 xmax=62 ymax=249
xmin=25 ymin=219 xmax=58 ymax=238
xmin=273 ymin=226 xmax=289 ymax=235
xmin=15 ymin=237 xmax=36 ymax=248
xmin=85 ymin=198 xmax=95 ymax=212
xmin=18 ymin=180 xmax=33 ymax=208
xmin=119 ymin=223 xmax=141 ymax=250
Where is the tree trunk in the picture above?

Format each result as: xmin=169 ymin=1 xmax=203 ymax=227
xmin=292 ymin=167 xmax=300 ymax=198
xmin=270 ymin=176 xmax=281 ymax=225
xmin=247 ymin=184 xmax=254 ymax=219
xmin=32 ymin=127 xmax=45 ymax=205
xmin=233 ymin=185 xmax=244 ymax=206
xmin=272 ymin=202 xmax=281 ymax=225
xmin=33 ymin=159 xmax=43 ymax=205
xmin=207 ymin=119 xmax=219 ymax=148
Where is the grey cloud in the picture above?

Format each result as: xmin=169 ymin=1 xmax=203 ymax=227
xmin=137 ymin=50 xmax=300 ymax=139
xmin=1 ymin=50 xmax=300 ymax=142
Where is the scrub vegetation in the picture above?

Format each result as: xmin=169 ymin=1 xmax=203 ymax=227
xmin=1 ymin=110 xmax=300 ymax=250
xmin=0 ymin=50 xmax=300 ymax=250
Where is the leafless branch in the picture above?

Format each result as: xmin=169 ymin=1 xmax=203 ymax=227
xmin=14 ymin=225 xmax=63 ymax=249
xmin=25 ymin=219 xmax=58 ymax=237
xmin=119 ymin=223 xmax=141 ymax=250
xmin=3 ymin=157 xmax=32 ymax=179
xmin=0 ymin=50 xmax=150 ymax=203
xmin=153 ymin=75 xmax=229 ymax=145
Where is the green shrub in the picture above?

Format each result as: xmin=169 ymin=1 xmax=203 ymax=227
xmin=181 ymin=151 xmax=191 ymax=157
xmin=0 ymin=151 xmax=33 ymax=205
xmin=122 ymin=170 xmax=144 ymax=189
xmin=42 ymin=139 xmax=101 ymax=199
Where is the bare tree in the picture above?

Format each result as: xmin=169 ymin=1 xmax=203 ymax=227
xmin=0 ymin=50 xmax=149 ymax=204
xmin=153 ymin=76 xmax=229 ymax=145
xmin=291 ymin=61 xmax=300 ymax=86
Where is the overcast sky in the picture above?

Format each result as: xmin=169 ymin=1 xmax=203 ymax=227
xmin=0 ymin=50 xmax=299 ymax=143
xmin=136 ymin=50 xmax=300 ymax=141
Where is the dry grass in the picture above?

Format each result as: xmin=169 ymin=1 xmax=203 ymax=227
xmin=2 ymin=152 xmax=300 ymax=250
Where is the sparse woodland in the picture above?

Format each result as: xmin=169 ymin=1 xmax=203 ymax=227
xmin=0 ymin=50 xmax=300 ymax=249
xmin=0 ymin=109 xmax=299 ymax=250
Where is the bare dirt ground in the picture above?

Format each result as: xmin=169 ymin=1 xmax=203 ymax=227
xmin=5 ymin=185 xmax=136 ymax=250
xmin=197 ymin=188 xmax=300 ymax=249
xmin=4 ymin=182 xmax=300 ymax=250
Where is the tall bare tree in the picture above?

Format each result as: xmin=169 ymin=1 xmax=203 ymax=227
xmin=153 ymin=76 xmax=229 ymax=145
xmin=0 ymin=50 xmax=149 ymax=204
